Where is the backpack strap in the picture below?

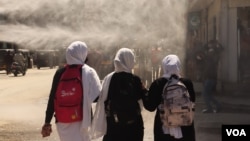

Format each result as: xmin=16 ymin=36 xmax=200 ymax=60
xmin=162 ymin=74 xmax=183 ymax=99
xmin=62 ymin=64 xmax=82 ymax=77
xmin=162 ymin=75 xmax=176 ymax=93
xmin=65 ymin=64 xmax=82 ymax=69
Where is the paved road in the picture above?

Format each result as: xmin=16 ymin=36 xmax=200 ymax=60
xmin=0 ymin=68 xmax=250 ymax=141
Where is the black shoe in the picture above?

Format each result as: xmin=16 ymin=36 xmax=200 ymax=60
xmin=202 ymin=109 xmax=213 ymax=113
xmin=213 ymin=107 xmax=221 ymax=113
xmin=213 ymin=109 xmax=218 ymax=113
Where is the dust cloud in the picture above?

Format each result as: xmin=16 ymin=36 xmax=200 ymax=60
xmin=0 ymin=0 xmax=196 ymax=54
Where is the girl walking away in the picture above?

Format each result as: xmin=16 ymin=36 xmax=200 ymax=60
xmin=41 ymin=41 xmax=102 ymax=141
xmin=91 ymin=48 xmax=148 ymax=141
xmin=144 ymin=54 xmax=196 ymax=141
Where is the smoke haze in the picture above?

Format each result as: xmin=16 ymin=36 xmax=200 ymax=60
xmin=0 ymin=0 xmax=191 ymax=54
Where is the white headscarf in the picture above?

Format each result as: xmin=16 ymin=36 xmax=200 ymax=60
xmin=161 ymin=54 xmax=181 ymax=79
xmin=66 ymin=41 xmax=88 ymax=65
xmin=114 ymin=48 xmax=135 ymax=73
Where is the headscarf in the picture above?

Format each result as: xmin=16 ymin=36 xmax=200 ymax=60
xmin=114 ymin=48 xmax=135 ymax=73
xmin=161 ymin=54 xmax=181 ymax=79
xmin=66 ymin=41 xmax=88 ymax=65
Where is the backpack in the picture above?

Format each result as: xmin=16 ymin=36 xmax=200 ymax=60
xmin=105 ymin=73 xmax=141 ymax=124
xmin=159 ymin=75 xmax=194 ymax=128
xmin=54 ymin=65 xmax=83 ymax=123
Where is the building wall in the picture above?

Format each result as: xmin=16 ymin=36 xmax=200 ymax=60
xmin=229 ymin=0 xmax=250 ymax=7
xmin=186 ymin=0 xmax=250 ymax=84
xmin=224 ymin=0 xmax=250 ymax=83
xmin=206 ymin=0 xmax=250 ymax=83
xmin=219 ymin=0 xmax=230 ymax=83
xmin=220 ymin=0 xmax=250 ymax=83
xmin=227 ymin=7 xmax=238 ymax=82
xmin=215 ymin=0 xmax=239 ymax=83
xmin=207 ymin=0 xmax=221 ymax=40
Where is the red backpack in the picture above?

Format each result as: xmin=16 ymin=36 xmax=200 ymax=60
xmin=54 ymin=65 xmax=83 ymax=123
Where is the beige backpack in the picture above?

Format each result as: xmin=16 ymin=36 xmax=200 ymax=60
xmin=159 ymin=77 xmax=195 ymax=128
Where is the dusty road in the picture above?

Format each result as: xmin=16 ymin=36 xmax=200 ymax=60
xmin=0 ymin=68 xmax=155 ymax=141
xmin=0 ymin=68 xmax=58 ymax=141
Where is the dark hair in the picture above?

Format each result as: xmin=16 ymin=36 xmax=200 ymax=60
xmin=85 ymin=57 xmax=88 ymax=63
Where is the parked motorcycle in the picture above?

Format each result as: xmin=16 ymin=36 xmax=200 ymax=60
xmin=11 ymin=62 xmax=27 ymax=77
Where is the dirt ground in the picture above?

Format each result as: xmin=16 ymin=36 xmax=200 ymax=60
xmin=0 ymin=121 xmax=41 ymax=141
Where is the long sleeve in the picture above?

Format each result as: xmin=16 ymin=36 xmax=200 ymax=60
xmin=45 ymin=68 xmax=64 ymax=123
xmin=143 ymin=78 xmax=167 ymax=112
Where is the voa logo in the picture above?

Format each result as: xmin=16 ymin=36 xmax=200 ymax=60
xmin=226 ymin=129 xmax=246 ymax=136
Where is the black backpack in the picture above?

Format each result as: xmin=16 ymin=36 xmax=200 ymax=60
xmin=105 ymin=72 xmax=141 ymax=124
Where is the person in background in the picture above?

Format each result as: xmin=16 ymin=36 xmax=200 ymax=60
xmin=91 ymin=48 xmax=148 ymax=141
xmin=199 ymin=39 xmax=223 ymax=113
xmin=13 ymin=51 xmax=26 ymax=71
xmin=144 ymin=54 xmax=196 ymax=141
xmin=5 ymin=50 xmax=13 ymax=75
xmin=41 ymin=41 xmax=102 ymax=141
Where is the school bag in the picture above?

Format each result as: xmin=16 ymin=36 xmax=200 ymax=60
xmin=105 ymin=73 xmax=141 ymax=124
xmin=54 ymin=65 xmax=83 ymax=123
xmin=159 ymin=75 xmax=195 ymax=127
